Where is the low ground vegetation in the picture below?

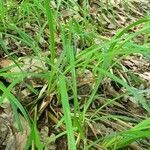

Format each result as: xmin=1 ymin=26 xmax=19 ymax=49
xmin=0 ymin=0 xmax=150 ymax=149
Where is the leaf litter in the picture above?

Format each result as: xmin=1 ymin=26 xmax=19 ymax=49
xmin=0 ymin=0 xmax=150 ymax=149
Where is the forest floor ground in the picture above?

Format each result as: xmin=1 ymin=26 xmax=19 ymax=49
xmin=0 ymin=0 xmax=150 ymax=150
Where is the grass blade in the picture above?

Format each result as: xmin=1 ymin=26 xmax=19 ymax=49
xmin=58 ymin=74 xmax=76 ymax=150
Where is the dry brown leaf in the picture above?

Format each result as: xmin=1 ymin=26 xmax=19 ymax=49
xmin=0 ymin=59 xmax=13 ymax=68
xmin=0 ymin=57 xmax=48 ymax=73
xmin=138 ymin=72 xmax=150 ymax=81
xmin=40 ymin=127 xmax=56 ymax=150
xmin=15 ymin=115 xmax=30 ymax=150
xmin=0 ymin=101 xmax=30 ymax=150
